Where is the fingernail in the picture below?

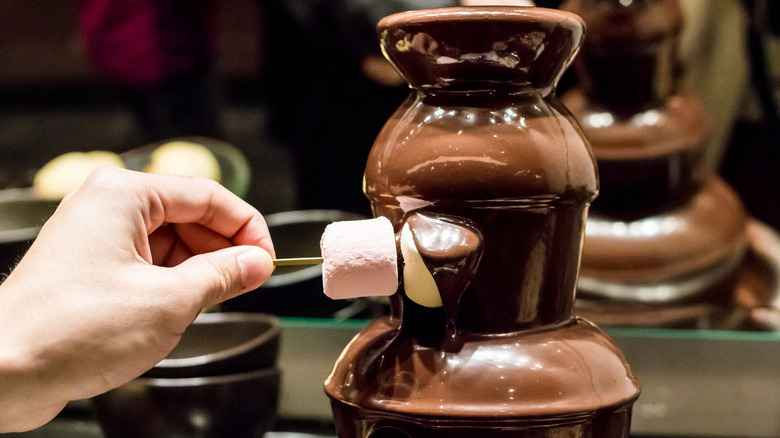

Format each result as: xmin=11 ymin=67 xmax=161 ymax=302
xmin=237 ymin=248 xmax=274 ymax=290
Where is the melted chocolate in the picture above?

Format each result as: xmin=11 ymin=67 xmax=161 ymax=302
xmin=325 ymin=7 xmax=639 ymax=437
xmin=365 ymin=88 xmax=599 ymax=333
xmin=328 ymin=318 xmax=636 ymax=438
xmin=405 ymin=212 xmax=482 ymax=330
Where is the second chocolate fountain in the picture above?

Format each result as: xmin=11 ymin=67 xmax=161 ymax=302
xmin=561 ymin=0 xmax=750 ymax=326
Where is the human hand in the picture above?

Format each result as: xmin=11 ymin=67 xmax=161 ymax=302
xmin=0 ymin=167 xmax=275 ymax=432
xmin=460 ymin=0 xmax=535 ymax=6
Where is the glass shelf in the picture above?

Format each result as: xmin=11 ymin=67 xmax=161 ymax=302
xmin=276 ymin=318 xmax=780 ymax=438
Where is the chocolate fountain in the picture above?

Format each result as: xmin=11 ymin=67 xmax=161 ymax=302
xmin=560 ymin=0 xmax=751 ymax=325
xmin=325 ymin=7 xmax=640 ymax=437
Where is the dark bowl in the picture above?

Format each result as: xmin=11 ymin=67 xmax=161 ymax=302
xmin=142 ymin=312 xmax=280 ymax=379
xmin=222 ymin=210 xmax=370 ymax=318
xmin=0 ymin=188 xmax=58 ymax=274
xmin=94 ymin=367 xmax=280 ymax=438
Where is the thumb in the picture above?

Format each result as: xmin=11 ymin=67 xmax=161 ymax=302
xmin=172 ymin=246 xmax=274 ymax=307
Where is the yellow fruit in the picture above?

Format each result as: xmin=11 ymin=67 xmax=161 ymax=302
xmin=33 ymin=151 xmax=125 ymax=200
xmin=400 ymin=222 xmax=443 ymax=308
xmin=144 ymin=141 xmax=221 ymax=182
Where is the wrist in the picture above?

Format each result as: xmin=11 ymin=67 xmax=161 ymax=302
xmin=0 ymin=285 xmax=67 ymax=432
xmin=0 ymin=347 xmax=67 ymax=432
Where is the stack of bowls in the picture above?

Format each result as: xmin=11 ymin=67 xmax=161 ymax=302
xmin=93 ymin=312 xmax=281 ymax=438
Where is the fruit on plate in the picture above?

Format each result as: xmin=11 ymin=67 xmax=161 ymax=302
xmin=144 ymin=141 xmax=221 ymax=182
xmin=33 ymin=151 xmax=125 ymax=200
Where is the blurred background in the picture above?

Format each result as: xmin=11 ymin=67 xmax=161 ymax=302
xmin=0 ymin=0 xmax=296 ymax=214
xmin=1 ymin=0 xmax=777 ymax=229
xmin=1 ymin=1 xmax=779 ymax=437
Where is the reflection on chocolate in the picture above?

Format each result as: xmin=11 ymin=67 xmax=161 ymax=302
xmin=325 ymin=7 xmax=639 ymax=437
xmin=376 ymin=7 xmax=585 ymax=93
xmin=366 ymin=91 xmax=598 ymax=333
xmin=406 ymin=212 xmax=481 ymax=261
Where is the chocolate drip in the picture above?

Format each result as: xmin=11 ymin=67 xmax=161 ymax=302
xmin=404 ymin=212 xmax=482 ymax=336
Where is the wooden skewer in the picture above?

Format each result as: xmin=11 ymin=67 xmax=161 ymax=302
xmin=272 ymin=257 xmax=324 ymax=266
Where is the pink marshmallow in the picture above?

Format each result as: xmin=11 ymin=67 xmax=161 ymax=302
xmin=320 ymin=216 xmax=398 ymax=300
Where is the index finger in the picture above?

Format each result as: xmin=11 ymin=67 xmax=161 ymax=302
xmin=82 ymin=168 xmax=275 ymax=257
xmin=146 ymin=174 xmax=274 ymax=256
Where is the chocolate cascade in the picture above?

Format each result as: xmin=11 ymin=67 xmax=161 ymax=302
xmin=324 ymin=7 xmax=640 ymax=437
xmin=561 ymin=0 xmax=749 ymax=311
